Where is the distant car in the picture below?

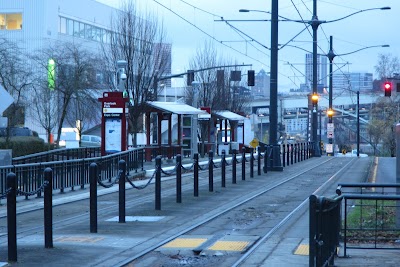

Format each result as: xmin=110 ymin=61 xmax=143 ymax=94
xmin=80 ymin=135 xmax=101 ymax=147
xmin=0 ymin=127 xmax=33 ymax=137
xmin=336 ymin=149 xmax=368 ymax=157
xmin=351 ymin=149 xmax=368 ymax=157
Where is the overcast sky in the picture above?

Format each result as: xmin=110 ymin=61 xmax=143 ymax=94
xmin=98 ymin=0 xmax=398 ymax=91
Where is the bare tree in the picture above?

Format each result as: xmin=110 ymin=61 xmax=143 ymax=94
xmin=32 ymin=41 xmax=102 ymax=146
xmin=102 ymin=1 xmax=169 ymax=146
xmin=367 ymin=97 xmax=398 ymax=156
xmin=65 ymin=91 xmax=101 ymax=144
xmin=187 ymin=41 xmax=249 ymax=113
xmin=186 ymin=41 xmax=250 ymax=154
xmin=374 ymin=53 xmax=400 ymax=79
xmin=0 ymin=38 xmax=34 ymax=133
xmin=31 ymin=82 xmax=59 ymax=143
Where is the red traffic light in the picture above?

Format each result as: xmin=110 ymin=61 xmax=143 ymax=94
xmin=384 ymin=82 xmax=392 ymax=97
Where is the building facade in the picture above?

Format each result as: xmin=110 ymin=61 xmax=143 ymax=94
xmin=304 ymin=53 xmax=328 ymax=92
xmin=252 ymin=69 xmax=270 ymax=97
xmin=332 ymin=72 xmax=373 ymax=92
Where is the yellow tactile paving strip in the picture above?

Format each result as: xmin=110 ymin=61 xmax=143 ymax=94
xmin=294 ymin=244 xmax=340 ymax=256
xmin=54 ymin=236 xmax=104 ymax=243
xmin=208 ymin=240 xmax=250 ymax=251
xmin=162 ymin=238 xmax=207 ymax=249
xmin=294 ymin=244 xmax=309 ymax=255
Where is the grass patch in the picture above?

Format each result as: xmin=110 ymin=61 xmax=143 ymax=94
xmin=344 ymin=199 xmax=400 ymax=243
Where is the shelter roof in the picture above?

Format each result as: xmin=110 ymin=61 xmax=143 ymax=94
xmin=146 ymin=101 xmax=207 ymax=115
xmin=214 ymin=110 xmax=246 ymax=121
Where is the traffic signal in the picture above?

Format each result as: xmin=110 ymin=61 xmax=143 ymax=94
xmin=248 ymin=70 xmax=255 ymax=86
xmin=187 ymin=70 xmax=194 ymax=86
xmin=217 ymin=70 xmax=224 ymax=89
xmin=384 ymin=81 xmax=392 ymax=97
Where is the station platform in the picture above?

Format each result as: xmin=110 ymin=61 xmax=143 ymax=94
xmin=0 ymin=156 xmax=397 ymax=267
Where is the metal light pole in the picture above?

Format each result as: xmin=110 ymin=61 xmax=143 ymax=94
xmin=311 ymin=0 xmax=321 ymax=157
xmin=308 ymin=3 xmax=390 ymax=157
xmin=327 ymin=36 xmax=335 ymax=156
xmin=269 ymin=0 xmax=283 ymax=171
xmin=191 ymin=81 xmax=200 ymax=157
xmin=357 ymin=91 xmax=360 ymax=157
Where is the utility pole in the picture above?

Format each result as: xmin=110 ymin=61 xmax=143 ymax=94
xmin=311 ymin=0 xmax=321 ymax=157
xmin=269 ymin=0 xmax=283 ymax=171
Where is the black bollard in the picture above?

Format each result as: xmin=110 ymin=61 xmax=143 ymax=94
xmin=250 ymin=148 xmax=254 ymax=178
xmin=221 ymin=150 xmax=226 ymax=187
xmin=155 ymin=156 xmax=162 ymax=210
xmin=291 ymin=144 xmax=294 ymax=165
xmin=44 ymin=168 xmax=53 ymax=248
xmin=282 ymin=144 xmax=286 ymax=167
xmin=80 ymin=159 xmax=85 ymax=189
xmin=257 ymin=146 xmax=261 ymax=175
xmin=119 ymin=160 xmax=126 ymax=223
xmin=194 ymin=153 xmax=199 ymax=197
xmin=297 ymin=143 xmax=301 ymax=162
xmin=232 ymin=149 xmax=237 ymax=184
xmin=241 ymin=147 xmax=246 ymax=181
xmin=263 ymin=147 xmax=268 ymax=173
xmin=7 ymin=172 xmax=17 ymax=262
xmin=89 ymin=163 xmax=98 ymax=233
xmin=176 ymin=154 xmax=182 ymax=203
xmin=300 ymin=143 xmax=303 ymax=161
xmin=208 ymin=150 xmax=214 ymax=192
xmin=286 ymin=144 xmax=290 ymax=166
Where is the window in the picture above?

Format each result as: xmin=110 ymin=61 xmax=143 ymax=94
xmin=67 ymin=19 xmax=73 ymax=35
xmin=73 ymin=21 xmax=79 ymax=36
xmin=0 ymin=13 xmax=23 ymax=30
xmin=59 ymin=17 xmax=66 ymax=34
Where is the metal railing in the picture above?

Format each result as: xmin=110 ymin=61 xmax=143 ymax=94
xmin=0 ymin=148 xmax=144 ymax=199
xmin=310 ymin=183 xmax=400 ymax=266
xmin=337 ymin=183 xmax=400 ymax=256
xmin=12 ymin=147 xmax=101 ymax=165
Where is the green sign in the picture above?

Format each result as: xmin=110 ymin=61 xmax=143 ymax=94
xmin=48 ymin=58 xmax=55 ymax=90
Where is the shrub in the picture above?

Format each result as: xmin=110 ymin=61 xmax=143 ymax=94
xmin=0 ymin=136 xmax=51 ymax=157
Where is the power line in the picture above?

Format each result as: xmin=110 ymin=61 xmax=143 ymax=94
xmin=151 ymin=0 xmax=269 ymax=67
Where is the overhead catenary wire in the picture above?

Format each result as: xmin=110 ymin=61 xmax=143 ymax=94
xmin=152 ymin=0 xmax=269 ymax=68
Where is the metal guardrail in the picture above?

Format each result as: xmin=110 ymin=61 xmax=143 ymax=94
xmin=0 ymin=148 xmax=144 ymax=199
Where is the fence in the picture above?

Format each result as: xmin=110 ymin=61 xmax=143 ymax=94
xmin=337 ymin=183 xmax=400 ymax=257
xmin=12 ymin=147 xmax=101 ymax=165
xmin=309 ymin=183 xmax=400 ymax=267
xmin=0 ymin=147 xmax=144 ymax=199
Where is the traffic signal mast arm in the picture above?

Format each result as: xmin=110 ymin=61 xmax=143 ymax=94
xmin=156 ymin=63 xmax=252 ymax=82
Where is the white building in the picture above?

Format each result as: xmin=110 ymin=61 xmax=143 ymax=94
xmin=0 ymin=0 xmax=172 ymax=138
xmin=0 ymin=0 xmax=116 ymax=135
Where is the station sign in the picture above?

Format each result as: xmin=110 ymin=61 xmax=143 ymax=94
xmin=98 ymin=92 xmax=129 ymax=155
xmin=327 ymin=123 xmax=334 ymax=138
